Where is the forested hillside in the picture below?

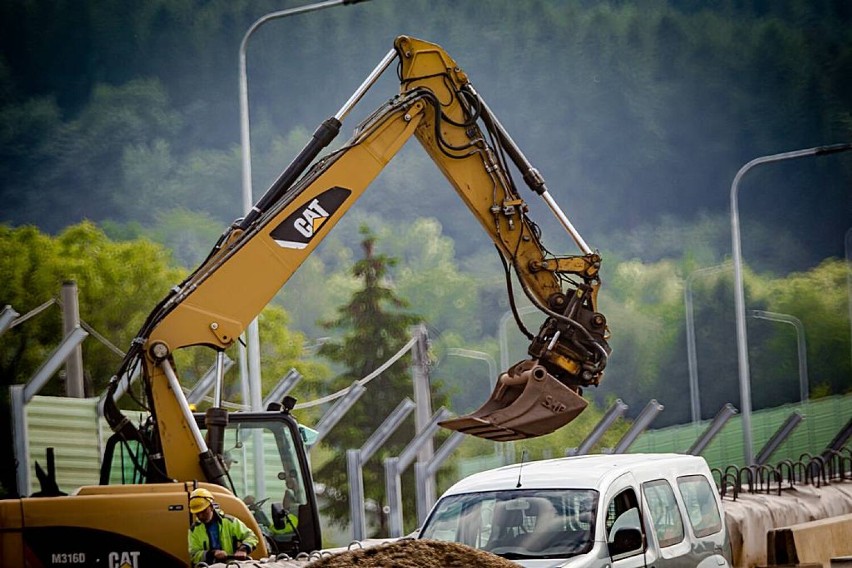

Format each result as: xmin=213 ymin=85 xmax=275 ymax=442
xmin=2 ymin=0 xmax=851 ymax=431
xmin=3 ymin=0 xmax=850 ymax=252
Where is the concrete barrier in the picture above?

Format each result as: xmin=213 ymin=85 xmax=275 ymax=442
xmin=723 ymin=480 xmax=852 ymax=567
xmin=766 ymin=513 xmax=852 ymax=567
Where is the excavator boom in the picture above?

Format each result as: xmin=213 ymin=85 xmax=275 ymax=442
xmin=107 ymin=35 xmax=611 ymax=480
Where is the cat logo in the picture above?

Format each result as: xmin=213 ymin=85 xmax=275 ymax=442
xmin=270 ymin=187 xmax=351 ymax=249
xmin=108 ymin=551 xmax=140 ymax=568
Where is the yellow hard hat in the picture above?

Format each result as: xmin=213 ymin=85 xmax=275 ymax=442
xmin=189 ymin=487 xmax=215 ymax=514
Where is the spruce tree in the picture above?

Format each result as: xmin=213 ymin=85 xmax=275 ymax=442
xmin=314 ymin=224 xmax=440 ymax=537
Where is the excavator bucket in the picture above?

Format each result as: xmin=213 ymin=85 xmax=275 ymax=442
xmin=439 ymin=360 xmax=588 ymax=441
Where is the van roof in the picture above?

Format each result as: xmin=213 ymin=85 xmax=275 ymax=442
xmin=441 ymin=453 xmax=708 ymax=495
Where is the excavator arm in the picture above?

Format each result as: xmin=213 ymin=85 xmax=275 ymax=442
xmin=105 ymin=36 xmax=610 ymax=484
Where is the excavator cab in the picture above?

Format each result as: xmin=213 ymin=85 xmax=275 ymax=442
xmin=193 ymin=410 xmax=321 ymax=555
xmin=100 ymin=406 xmax=321 ymax=555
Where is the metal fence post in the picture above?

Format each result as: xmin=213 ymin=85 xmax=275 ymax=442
xmin=568 ymin=399 xmax=628 ymax=456
xmin=10 ymin=384 xmax=28 ymax=496
xmin=11 ymin=326 xmax=88 ymax=496
xmin=60 ymin=281 xmax=85 ymax=398
xmin=262 ymin=368 xmax=302 ymax=408
xmin=688 ymin=403 xmax=738 ymax=456
xmin=612 ymin=400 xmax=664 ymax=454
xmin=754 ymin=412 xmax=803 ymax=466
xmin=410 ymin=324 xmax=435 ymax=506
xmin=385 ymin=408 xmax=450 ymax=537
xmin=347 ymin=448 xmax=365 ymax=540
xmin=0 ymin=305 xmax=19 ymax=337
xmin=312 ymin=381 xmax=367 ymax=448
xmin=348 ymin=398 xmax=415 ymax=540
xmin=415 ymin=432 xmax=465 ymax=524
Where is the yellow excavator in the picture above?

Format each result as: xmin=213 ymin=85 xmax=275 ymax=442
xmin=0 ymin=36 xmax=609 ymax=566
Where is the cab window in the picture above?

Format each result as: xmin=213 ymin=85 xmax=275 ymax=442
xmin=642 ymin=479 xmax=684 ymax=547
xmin=605 ymin=488 xmax=644 ymax=560
xmin=677 ymin=475 xmax=722 ymax=537
xmin=101 ymin=438 xmax=149 ymax=485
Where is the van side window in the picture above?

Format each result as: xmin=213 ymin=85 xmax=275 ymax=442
xmin=642 ymin=479 xmax=684 ymax=547
xmin=605 ymin=488 xmax=644 ymax=559
xmin=677 ymin=475 xmax=722 ymax=537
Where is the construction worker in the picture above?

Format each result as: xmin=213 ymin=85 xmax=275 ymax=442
xmin=188 ymin=487 xmax=259 ymax=566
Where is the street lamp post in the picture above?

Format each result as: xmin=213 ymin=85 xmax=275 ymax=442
xmin=238 ymin=0 xmax=370 ymax=410
xmin=684 ymin=263 xmax=730 ymax=424
xmin=749 ymin=310 xmax=809 ymax=403
xmin=730 ymin=142 xmax=852 ymax=465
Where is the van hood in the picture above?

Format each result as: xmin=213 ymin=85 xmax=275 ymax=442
xmin=510 ymin=554 xmax=602 ymax=568
xmin=512 ymin=561 xmax=569 ymax=568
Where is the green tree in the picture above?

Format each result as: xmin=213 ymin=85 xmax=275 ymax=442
xmin=0 ymin=222 xmax=186 ymax=496
xmin=147 ymin=209 xmax=224 ymax=269
xmin=36 ymin=80 xmax=182 ymax=229
xmin=0 ymin=96 xmax=62 ymax=214
xmin=0 ymin=221 xmax=330 ymax=494
xmin=667 ymin=259 xmax=852 ymax=419
xmin=374 ymin=218 xmax=486 ymax=341
xmin=312 ymin=225 xmax=440 ymax=538
xmin=593 ymin=259 xmax=685 ymax=417
xmin=0 ymin=222 xmax=186 ymax=395
xmin=751 ymin=259 xmax=852 ymax=402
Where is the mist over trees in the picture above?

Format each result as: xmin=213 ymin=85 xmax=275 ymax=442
xmin=3 ymin=1 xmax=850 ymax=251
xmin=2 ymin=0 xmax=851 ymax=434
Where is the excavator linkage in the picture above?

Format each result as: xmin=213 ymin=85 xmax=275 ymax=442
xmin=439 ymin=360 xmax=589 ymax=441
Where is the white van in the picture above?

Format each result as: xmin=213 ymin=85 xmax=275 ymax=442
xmin=418 ymin=453 xmax=732 ymax=567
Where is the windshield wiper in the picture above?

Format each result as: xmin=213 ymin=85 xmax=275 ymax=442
xmin=495 ymin=552 xmax=540 ymax=560
xmin=496 ymin=551 xmax=579 ymax=560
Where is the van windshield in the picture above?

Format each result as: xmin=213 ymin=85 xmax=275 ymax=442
xmin=419 ymin=489 xmax=598 ymax=560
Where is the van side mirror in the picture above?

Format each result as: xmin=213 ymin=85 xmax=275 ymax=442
xmin=609 ymin=527 xmax=643 ymax=557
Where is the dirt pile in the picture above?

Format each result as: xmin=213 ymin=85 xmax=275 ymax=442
xmin=306 ymin=539 xmax=519 ymax=568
